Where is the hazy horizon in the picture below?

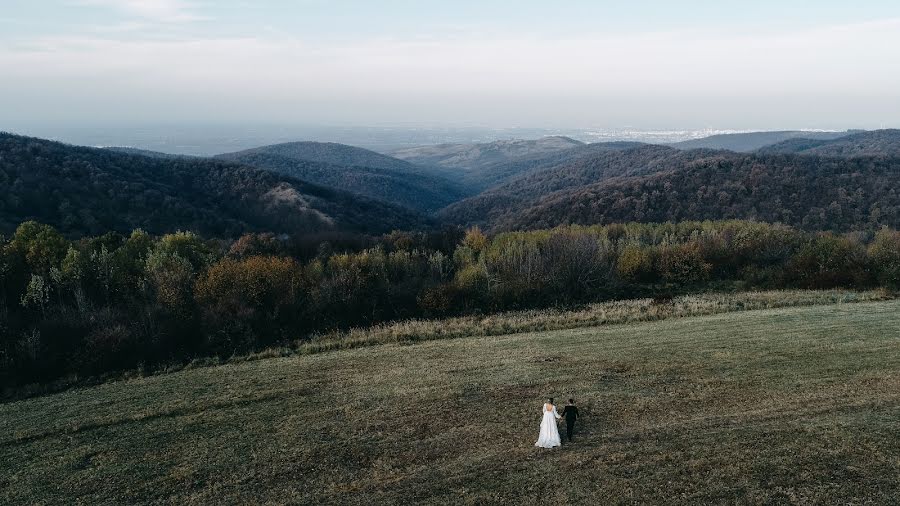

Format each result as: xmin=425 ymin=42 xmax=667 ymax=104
xmin=3 ymin=0 xmax=900 ymax=134
xmin=3 ymin=123 xmax=872 ymax=156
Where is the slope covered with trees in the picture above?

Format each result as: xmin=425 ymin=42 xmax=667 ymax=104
xmin=0 ymin=133 xmax=429 ymax=237
xmin=671 ymin=130 xmax=854 ymax=152
xmin=217 ymin=141 xmax=426 ymax=173
xmin=3 ymin=219 xmax=899 ymax=389
xmin=388 ymin=136 xmax=584 ymax=174
xmin=103 ymin=147 xmax=189 ymax=159
xmin=486 ymin=151 xmax=900 ymax=232
xmin=440 ymin=145 xmax=719 ymax=228
xmin=757 ymin=129 xmax=900 ymax=157
xmin=457 ymin=141 xmax=645 ymax=190
xmin=217 ymin=148 xmax=469 ymax=212
xmin=440 ymin=144 xmax=900 ymax=232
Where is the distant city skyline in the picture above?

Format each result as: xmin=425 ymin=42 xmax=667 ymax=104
xmin=3 ymin=1 xmax=900 ymax=131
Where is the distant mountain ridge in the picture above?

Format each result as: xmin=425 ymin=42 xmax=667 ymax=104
xmin=756 ymin=129 xmax=900 ymax=157
xmin=219 ymin=141 xmax=425 ymax=173
xmin=0 ymin=133 xmax=429 ymax=237
xmin=216 ymin=141 xmax=469 ymax=212
xmin=671 ymin=130 xmax=857 ymax=152
xmin=13 ymin=128 xmax=900 ymax=239
xmin=104 ymin=147 xmax=190 ymax=159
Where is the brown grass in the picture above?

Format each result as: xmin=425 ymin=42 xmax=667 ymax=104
xmin=288 ymin=289 xmax=890 ymax=354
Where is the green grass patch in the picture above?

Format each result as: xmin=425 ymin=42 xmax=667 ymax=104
xmin=290 ymin=289 xmax=890 ymax=354
xmin=2 ymin=299 xmax=899 ymax=504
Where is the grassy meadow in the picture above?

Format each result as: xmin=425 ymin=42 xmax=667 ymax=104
xmin=2 ymin=297 xmax=899 ymax=504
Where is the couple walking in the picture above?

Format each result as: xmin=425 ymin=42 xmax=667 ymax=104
xmin=535 ymin=397 xmax=579 ymax=449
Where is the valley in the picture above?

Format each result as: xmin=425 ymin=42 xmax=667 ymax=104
xmin=5 ymin=129 xmax=900 ymax=238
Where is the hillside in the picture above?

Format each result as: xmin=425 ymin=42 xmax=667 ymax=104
xmin=3 ymin=299 xmax=898 ymax=504
xmin=388 ymin=136 xmax=584 ymax=173
xmin=0 ymin=133 xmax=429 ymax=237
xmin=757 ymin=129 xmax=900 ymax=157
xmin=103 ymin=147 xmax=189 ymax=159
xmin=458 ymin=141 xmax=646 ymax=190
xmin=217 ymin=143 xmax=469 ymax=212
xmin=752 ymin=137 xmax=834 ymax=154
xmin=217 ymin=141 xmax=426 ymax=173
xmin=670 ymin=130 xmax=854 ymax=152
xmin=440 ymin=145 xmax=721 ymax=228
xmin=441 ymin=146 xmax=900 ymax=232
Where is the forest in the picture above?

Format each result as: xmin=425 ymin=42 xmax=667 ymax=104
xmin=6 ymin=130 xmax=900 ymax=392
xmin=442 ymin=146 xmax=900 ymax=232
xmin=8 ymin=130 xmax=900 ymax=241
xmin=0 ymin=133 xmax=428 ymax=237
xmin=757 ymin=129 xmax=900 ymax=157
xmin=2 ymin=219 xmax=899 ymax=391
xmin=216 ymin=149 xmax=467 ymax=212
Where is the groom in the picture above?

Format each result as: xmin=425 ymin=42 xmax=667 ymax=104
xmin=560 ymin=398 xmax=579 ymax=442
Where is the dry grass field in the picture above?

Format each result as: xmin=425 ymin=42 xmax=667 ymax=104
xmin=2 ymin=297 xmax=899 ymax=504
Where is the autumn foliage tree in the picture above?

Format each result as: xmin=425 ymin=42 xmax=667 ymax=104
xmin=2 ymin=219 xmax=900 ymax=390
xmin=868 ymin=229 xmax=900 ymax=290
xmin=195 ymin=256 xmax=303 ymax=352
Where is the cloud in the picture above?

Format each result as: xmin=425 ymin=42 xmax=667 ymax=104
xmin=74 ymin=0 xmax=204 ymax=23
xmin=2 ymin=18 xmax=899 ymax=127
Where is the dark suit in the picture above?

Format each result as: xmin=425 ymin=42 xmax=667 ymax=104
xmin=560 ymin=405 xmax=578 ymax=441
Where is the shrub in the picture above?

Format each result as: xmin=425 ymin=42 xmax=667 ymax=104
xmin=786 ymin=233 xmax=870 ymax=289
xmin=195 ymin=256 xmax=303 ymax=352
xmin=656 ymin=243 xmax=711 ymax=285
xmin=8 ymin=221 xmax=69 ymax=274
xmin=869 ymin=229 xmax=900 ymax=290
xmin=462 ymin=226 xmax=488 ymax=253
xmin=145 ymin=248 xmax=195 ymax=314
xmin=81 ymin=323 xmax=140 ymax=375
xmin=228 ymin=233 xmax=282 ymax=258
xmin=616 ymin=244 xmax=654 ymax=283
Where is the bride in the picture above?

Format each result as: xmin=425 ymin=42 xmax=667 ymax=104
xmin=534 ymin=397 xmax=562 ymax=448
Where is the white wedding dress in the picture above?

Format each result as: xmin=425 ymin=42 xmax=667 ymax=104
xmin=534 ymin=403 xmax=562 ymax=448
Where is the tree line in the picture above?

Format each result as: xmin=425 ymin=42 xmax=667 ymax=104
xmin=2 ymin=220 xmax=899 ymax=389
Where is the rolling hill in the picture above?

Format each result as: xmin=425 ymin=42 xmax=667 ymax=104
xmin=439 ymin=145 xmax=721 ymax=228
xmin=0 ymin=133 xmax=429 ymax=238
xmin=103 ymin=147 xmax=189 ymax=159
xmin=218 ymin=141 xmax=427 ymax=173
xmin=387 ymin=136 xmax=584 ymax=174
xmin=457 ymin=141 xmax=646 ymax=190
xmin=3 ymin=298 xmax=898 ymax=504
xmin=216 ymin=142 xmax=469 ymax=212
xmin=670 ymin=130 xmax=855 ymax=152
xmin=757 ymin=129 xmax=900 ymax=157
xmin=439 ymin=145 xmax=900 ymax=232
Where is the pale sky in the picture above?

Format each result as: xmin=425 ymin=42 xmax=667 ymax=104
xmin=2 ymin=0 xmax=900 ymax=130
